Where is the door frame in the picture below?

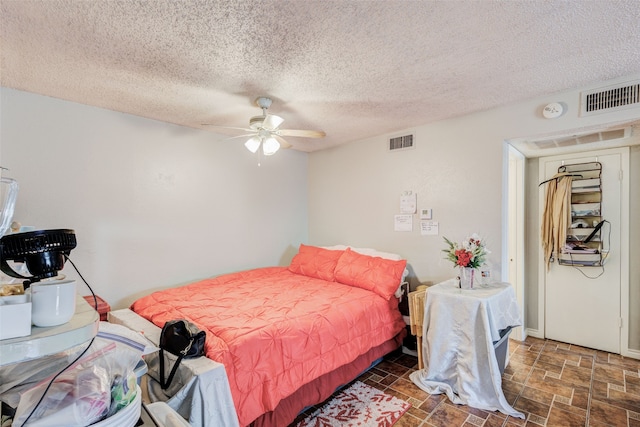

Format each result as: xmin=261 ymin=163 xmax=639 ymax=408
xmin=503 ymin=144 xmax=526 ymax=341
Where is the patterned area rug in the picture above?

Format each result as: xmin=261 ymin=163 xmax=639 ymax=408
xmin=295 ymin=381 xmax=411 ymax=427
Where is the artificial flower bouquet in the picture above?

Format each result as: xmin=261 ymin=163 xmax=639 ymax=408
xmin=443 ymin=233 xmax=489 ymax=269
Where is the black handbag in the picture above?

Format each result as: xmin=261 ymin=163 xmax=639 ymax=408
xmin=159 ymin=319 xmax=206 ymax=389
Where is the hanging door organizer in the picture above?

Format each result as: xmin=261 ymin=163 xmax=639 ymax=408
xmin=558 ymin=162 xmax=604 ymax=267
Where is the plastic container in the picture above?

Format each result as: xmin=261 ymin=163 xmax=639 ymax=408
xmin=493 ymin=327 xmax=512 ymax=375
xmin=0 ymin=296 xmax=31 ymax=339
xmin=134 ymin=359 xmax=147 ymax=385
xmin=0 ymin=176 xmax=18 ymax=238
xmin=146 ymin=402 xmax=191 ymax=426
xmin=91 ymin=385 xmax=141 ymax=427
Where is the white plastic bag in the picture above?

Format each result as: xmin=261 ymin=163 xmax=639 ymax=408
xmin=12 ymin=343 xmax=115 ymax=427
xmin=12 ymin=323 xmax=146 ymax=427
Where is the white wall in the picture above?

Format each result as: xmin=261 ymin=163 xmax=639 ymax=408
xmin=308 ymin=117 xmax=505 ymax=285
xmin=308 ymin=74 xmax=640 ymax=349
xmin=0 ymin=88 xmax=309 ymax=309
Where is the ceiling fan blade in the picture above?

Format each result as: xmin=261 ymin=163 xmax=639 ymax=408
xmin=201 ymin=124 xmax=254 ymax=133
xmin=262 ymin=114 xmax=285 ymax=131
xmin=224 ymin=133 xmax=258 ymax=140
xmin=274 ymin=135 xmax=292 ymax=149
xmin=278 ymin=129 xmax=326 ymax=139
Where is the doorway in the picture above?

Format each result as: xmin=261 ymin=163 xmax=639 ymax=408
xmin=538 ymin=147 xmax=629 ymax=353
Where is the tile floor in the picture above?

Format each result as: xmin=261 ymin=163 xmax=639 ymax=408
xmin=292 ymin=336 xmax=640 ymax=427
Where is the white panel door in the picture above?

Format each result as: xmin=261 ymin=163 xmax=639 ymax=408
xmin=540 ymin=149 xmax=625 ymax=353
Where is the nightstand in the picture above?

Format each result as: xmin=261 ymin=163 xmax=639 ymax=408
xmin=83 ymin=295 xmax=111 ymax=321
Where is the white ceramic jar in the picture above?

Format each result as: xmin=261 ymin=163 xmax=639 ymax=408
xmin=31 ymin=279 xmax=76 ymax=327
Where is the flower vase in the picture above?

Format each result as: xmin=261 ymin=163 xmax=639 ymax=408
xmin=459 ymin=267 xmax=476 ymax=289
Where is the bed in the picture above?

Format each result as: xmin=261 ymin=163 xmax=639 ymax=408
xmin=119 ymin=244 xmax=408 ymax=427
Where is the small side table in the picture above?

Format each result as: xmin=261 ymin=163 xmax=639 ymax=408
xmin=83 ymin=295 xmax=111 ymax=321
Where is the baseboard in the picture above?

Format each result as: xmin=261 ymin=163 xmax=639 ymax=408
xmin=526 ymin=328 xmax=544 ymax=339
xmin=622 ymin=347 xmax=640 ymax=360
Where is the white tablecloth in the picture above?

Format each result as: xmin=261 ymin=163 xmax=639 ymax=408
xmin=108 ymin=309 xmax=239 ymax=427
xmin=409 ymin=279 xmax=524 ymax=418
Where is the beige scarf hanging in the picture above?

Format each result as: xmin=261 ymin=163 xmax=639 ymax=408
xmin=541 ymin=173 xmax=573 ymax=269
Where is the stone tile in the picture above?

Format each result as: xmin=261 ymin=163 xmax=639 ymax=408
xmin=570 ymin=387 xmax=590 ymax=411
xmin=510 ymin=351 xmax=539 ymax=366
xmin=390 ymin=377 xmax=429 ymax=400
xmin=321 ymin=341 xmax=640 ymax=427
xmin=369 ymin=367 xmax=387 ymax=377
xmin=384 ymin=386 xmax=412 ymax=403
xmin=589 ymin=420 xmax=614 ymax=427
xmin=526 ymin=413 xmax=547 ymax=426
xmin=606 ymin=386 xmax=640 ymax=412
xmin=362 ymin=377 xmax=382 ymax=389
xmin=627 ymin=372 xmax=640 ymax=396
xmin=588 ymin=398 xmax=629 ymax=426
xmin=376 ymin=359 xmax=412 ymax=377
xmin=513 ymin=395 xmax=551 ymax=419
xmin=593 ymin=362 xmax=625 ymax=385
xmin=567 ymin=344 xmax=597 ymax=356
xmin=504 ymin=389 xmax=521 ymax=406
xmin=380 ymin=373 xmax=399 ymax=386
xmin=591 ymin=379 xmax=609 ymax=399
xmin=464 ymin=414 xmax=485 ymax=427
xmin=520 ymin=385 xmax=554 ymax=406
xmin=547 ymin=405 xmax=586 ymax=426
xmin=419 ymin=394 xmax=446 ymax=414
xmin=426 ymin=402 xmax=470 ymax=427
xmin=484 ymin=413 xmax=508 ymax=427
xmin=503 ymin=378 xmax=525 ymax=396
xmin=560 ymin=364 xmax=592 ymax=388
xmin=537 ymin=351 xmax=568 ymax=368
xmin=607 ymin=353 xmax=640 ymax=371
xmin=405 ymin=404 xmax=428 ymax=420
xmin=525 ymin=368 xmax=574 ymax=398
xmin=534 ymin=359 xmax=564 ymax=375
xmin=579 ymin=355 xmax=594 ymax=369
xmin=394 ymin=353 xmax=420 ymax=368
xmin=394 ymin=412 xmax=423 ymax=427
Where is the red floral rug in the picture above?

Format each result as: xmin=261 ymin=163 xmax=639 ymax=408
xmin=295 ymin=381 xmax=411 ymax=427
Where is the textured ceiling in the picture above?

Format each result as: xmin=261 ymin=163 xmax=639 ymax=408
xmin=2 ymin=0 xmax=640 ymax=152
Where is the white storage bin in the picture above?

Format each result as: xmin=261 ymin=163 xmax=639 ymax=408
xmin=493 ymin=327 xmax=512 ymax=376
xmin=91 ymin=385 xmax=141 ymax=427
xmin=146 ymin=402 xmax=191 ymax=426
xmin=0 ymin=296 xmax=31 ymax=340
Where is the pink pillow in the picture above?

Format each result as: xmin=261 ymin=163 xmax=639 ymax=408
xmin=288 ymin=244 xmax=344 ymax=281
xmin=334 ymin=248 xmax=407 ymax=299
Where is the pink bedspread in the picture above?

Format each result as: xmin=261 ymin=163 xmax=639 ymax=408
xmin=131 ymin=267 xmax=406 ymax=426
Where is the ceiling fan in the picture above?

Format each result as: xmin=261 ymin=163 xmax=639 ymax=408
xmin=203 ymin=97 xmax=326 ymax=156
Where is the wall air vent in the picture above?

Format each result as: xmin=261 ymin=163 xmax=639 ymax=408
xmin=581 ymin=80 xmax=640 ymax=116
xmin=508 ymin=125 xmax=638 ymax=158
xmin=528 ymin=128 xmax=630 ymax=151
xmin=389 ymin=134 xmax=414 ymax=151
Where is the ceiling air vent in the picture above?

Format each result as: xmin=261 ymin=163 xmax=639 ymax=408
xmin=389 ymin=134 xmax=414 ymax=151
xmin=581 ymin=80 xmax=640 ymax=116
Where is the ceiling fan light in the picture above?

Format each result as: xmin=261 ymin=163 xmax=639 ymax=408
xmin=244 ymin=136 xmax=261 ymax=153
xmin=262 ymin=137 xmax=280 ymax=156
